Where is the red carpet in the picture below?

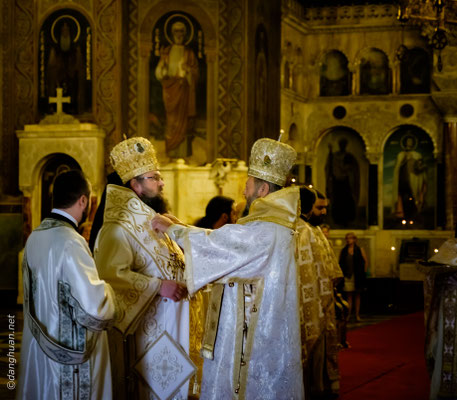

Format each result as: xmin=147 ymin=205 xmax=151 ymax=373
xmin=339 ymin=312 xmax=430 ymax=400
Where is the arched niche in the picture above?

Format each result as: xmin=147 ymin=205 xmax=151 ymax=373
xmin=138 ymin=1 xmax=217 ymax=164
xmin=38 ymin=8 xmax=93 ymax=116
xmin=320 ymin=50 xmax=351 ymax=96
xmin=400 ymin=47 xmax=431 ymax=94
xmin=149 ymin=11 xmax=205 ymax=160
xmin=315 ymin=126 xmax=369 ymax=229
xmin=359 ymin=48 xmax=391 ymax=95
xmin=283 ymin=41 xmax=293 ymax=89
xmin=292 ymin=48 xmax=303 ymax=93
xmin=382 ymin=125 xmax=436 ymax=230
xmin=289 ymin=122 xmax=299 ymax=142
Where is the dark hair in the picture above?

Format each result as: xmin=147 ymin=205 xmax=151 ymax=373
xmin=196 ymin=196 xmax=235 ymax=229
xmin=314 ymin=188 xmax=326 ymax=200
xmin=300 ymin=186 xmax=316 ymax=215
xmin=253 ymin=177 xmax=282 ymax=194
xmin=89 ymin=171 xmax=123 ymax=251
xmin=52 ymin=170 xmax=90 ymax=209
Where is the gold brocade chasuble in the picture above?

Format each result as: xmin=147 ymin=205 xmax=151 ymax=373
xmin=420 ymin=239 xmax=457 ymax=399
xmin=95 ymin=185 xmax=205 ymax=399
xmin=296 ymin=220 xmax=343 ymax=379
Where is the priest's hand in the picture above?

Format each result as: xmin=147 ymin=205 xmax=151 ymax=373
xmin=152 ymin=214 xmax=174 ymax=233
xmin=159 ymin=280 xmax=188 ymax=302
xmin=163 ymin=213 xmax=185 ymax=225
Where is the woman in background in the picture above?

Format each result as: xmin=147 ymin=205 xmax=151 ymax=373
xmin=339 ymin=232 xmax=368 ymax=322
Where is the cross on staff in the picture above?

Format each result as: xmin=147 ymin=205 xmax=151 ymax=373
xmin=49 ymin=88 xmax=71 ymax=114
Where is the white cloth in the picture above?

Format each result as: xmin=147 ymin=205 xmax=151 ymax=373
xmin=94 ymin=184 xmax=189 ymax=399
xmin=50 ymin=208 xmax=78 ymax=227
xmin=17 ymin=218 xmax=117 ymax=400
xmin=168 ymin=187 xmax=304 ymax=400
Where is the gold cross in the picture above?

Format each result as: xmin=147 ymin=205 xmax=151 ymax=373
xmin=49 ymin=88 xmax=71 ymax=114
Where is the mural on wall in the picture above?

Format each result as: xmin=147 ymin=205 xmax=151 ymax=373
xmin=254 ymin=24 xmax=268 ymax=142
xmin=383 ymin=125 xmax=435 ymax=229
xmin=320 ymin=50 xmax=350 ymax=96
xmin=149 ymin=11 xmax=206 ymax=159
xmin=316 ymin=127 xmax=369 ymax=229
xmin=400 ymin=47 xmax=431 ymax=94
xmin=38 ymin=9 xmax=92 ymax=116
xmin=360 ymin=48 xmax=390 ymax=95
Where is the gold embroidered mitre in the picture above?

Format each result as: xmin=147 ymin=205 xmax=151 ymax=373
xmin=110 ymin=137 xmax=160 ymax=183
xmin=248 ymin=138 xmax=297 ymax=186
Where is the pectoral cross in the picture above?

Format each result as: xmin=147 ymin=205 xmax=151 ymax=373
xmin=159 ymin=359 xmax=174 ymax=377
xmin=49 ymin=88 xmax=71 ymax=114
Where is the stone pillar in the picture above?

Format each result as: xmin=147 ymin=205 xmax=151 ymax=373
xmin=444 ymin=119 xmax=457 ymax=231
xmin=366 ymin=151 xmax=381 ymax=228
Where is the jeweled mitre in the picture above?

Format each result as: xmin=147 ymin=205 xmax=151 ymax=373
xmin=110 ymin=137 xmax=160 ymax=183
xmin=248 ymin=138 xmax=297 ymax=186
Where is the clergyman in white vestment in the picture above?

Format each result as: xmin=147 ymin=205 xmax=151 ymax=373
xmin=17 ymin=170 xmax=118 ymax=400
xmin=94 ymin=137 xmax=189 ymax=400
xmin=153 ymin=138 xmax=306 ymax=400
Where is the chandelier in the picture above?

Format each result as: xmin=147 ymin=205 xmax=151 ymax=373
xmin=397 ymin=0 xmax=457 ymax=71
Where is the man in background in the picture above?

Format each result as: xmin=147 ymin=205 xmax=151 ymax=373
xmin=298 ymin=189 xmax=343 ymax=399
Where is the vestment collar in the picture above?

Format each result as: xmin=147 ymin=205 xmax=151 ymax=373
xmin=237 ymin=186 xmax=300 ymax=230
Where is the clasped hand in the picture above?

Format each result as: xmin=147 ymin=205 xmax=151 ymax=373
xmin=152 ymin=213 xmax=180 ymax=233
xmin=160 ymin=280 xmax=187 ymax=302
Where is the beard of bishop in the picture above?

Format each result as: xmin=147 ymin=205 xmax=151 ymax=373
xmin=307 ymin=213 xmax=325 ymax=227
xmin=139 ymin=193 xmax=169 ymax=214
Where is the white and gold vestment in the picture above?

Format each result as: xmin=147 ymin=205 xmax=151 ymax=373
xmin=94 ymin=184 xmax=189 ymax=399
xmin=297 ymin=220 xmax=343 ymax=395
xmin=17 ymin=217 xmax=117 ymax=400
xmin=167 ymin=186 xmax=305 ymax=400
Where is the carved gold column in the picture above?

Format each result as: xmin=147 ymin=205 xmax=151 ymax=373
xmin=432 ymin=90 xmax=457 ymax=230
xmin=205 ymin=45 xmax=218 ymax=160
xmin=444 ymin=118 xmax=457 ymax=230
xmin=392 ymin=58 xmax=401 ymax=94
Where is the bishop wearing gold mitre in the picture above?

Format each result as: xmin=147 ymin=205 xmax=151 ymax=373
xmin=153 ymin=138 xmax=306 ymax=399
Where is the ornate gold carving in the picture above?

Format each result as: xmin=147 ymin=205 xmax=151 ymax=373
xmin=217 ymin=0 xmax=244 ymax=159
xmin=86 ymin=27 xmax=91 ymax=80
xmin=127 ymin=0 xmax=139 ymax=137
xmin=94 ymin=0 xmax=121 ymax=167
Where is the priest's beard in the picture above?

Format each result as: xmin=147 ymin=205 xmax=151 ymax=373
xmin=80 ymin=206 xmax=89 ymax=225
xmin=139 ymin=193 xmax=169 ymax=214
xmin=307 ymin=213 xmax=326 ymax=227
xmin=244 ymin=194 xmax=259 ymax=216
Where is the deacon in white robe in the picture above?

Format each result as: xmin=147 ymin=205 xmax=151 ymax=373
xmin=153 ymin=138 xmax=304 ymax=399
xmin=17 ymin=170 xmax=117 ymax=400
